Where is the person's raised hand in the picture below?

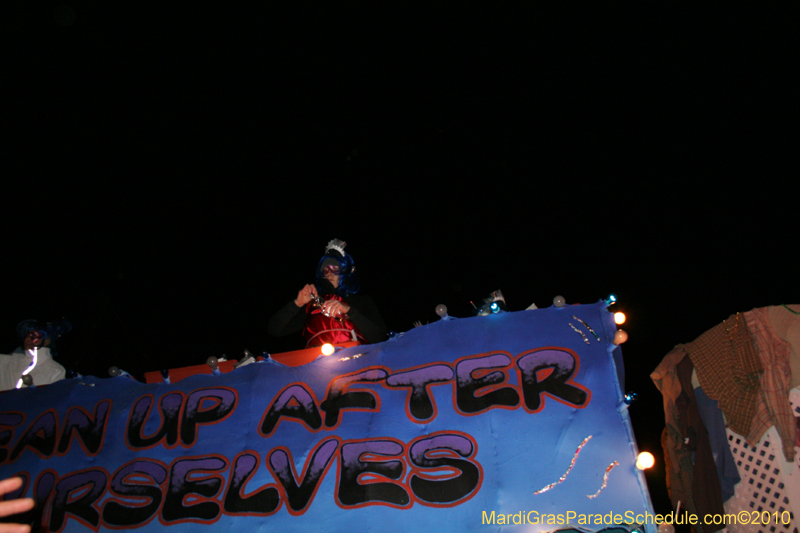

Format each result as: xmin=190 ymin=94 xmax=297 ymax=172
xmin=0 ymin=477 xmax=35 ymax=533
xmin=294 ymin=284 xmax=318 ymax=307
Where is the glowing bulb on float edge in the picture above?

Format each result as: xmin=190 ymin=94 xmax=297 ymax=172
xmin=614 ymin=312 xmax=626 ymax=324
xmin=636 ymin=452 xmax=654 ymax=470
xmin=321 ymin=343 xmax=335 ymax=356
xmin=658 ymin=524 xmax=675 ymax=533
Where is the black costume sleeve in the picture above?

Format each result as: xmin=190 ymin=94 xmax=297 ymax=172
xmin=345 ymin=294 xmax=387 ymax=344
xmin=268 ymin=293 xmax=387 ymax=345
xmin=267 ymin=300 xmax=308 ymax=337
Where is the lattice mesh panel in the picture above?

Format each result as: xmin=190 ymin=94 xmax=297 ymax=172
xmin=722 ymin=388 xmax=800 ymax=533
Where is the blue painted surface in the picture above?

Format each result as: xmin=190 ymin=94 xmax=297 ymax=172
xmin=0 ymin=301 xmax=654 ymax=532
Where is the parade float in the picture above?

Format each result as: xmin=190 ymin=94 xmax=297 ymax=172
xmin=1 ymin=297 xmax=657 ymax=532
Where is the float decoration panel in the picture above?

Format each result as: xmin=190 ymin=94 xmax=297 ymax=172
xmin=0 ymin=301 xmax=655 ymax=532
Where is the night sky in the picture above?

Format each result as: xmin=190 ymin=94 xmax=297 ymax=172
xmin=3 ymin=2 xmax=797 ymax=515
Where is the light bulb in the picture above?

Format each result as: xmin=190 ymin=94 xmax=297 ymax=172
xmin=636 ymin=452 xmax=654 ymax=470
xmin=321 ymin=343 xmax=335 ymax=356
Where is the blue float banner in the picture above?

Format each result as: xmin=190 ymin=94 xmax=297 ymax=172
xmin=0 ymin=301 xmax=655 ymax=532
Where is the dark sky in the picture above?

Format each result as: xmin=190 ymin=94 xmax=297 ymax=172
xmin=3 ymin=2 xmax=797 ymax=515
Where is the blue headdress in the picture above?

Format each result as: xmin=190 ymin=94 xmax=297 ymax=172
xmin=17 ymin=318 xmax=72 ymax=357
xmin=315 ymin=239 xmax=360 ymax=296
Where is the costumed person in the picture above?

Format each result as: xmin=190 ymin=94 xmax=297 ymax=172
xmin=268 ymin=239 xmax=386 ymax=347
xmin=0 ymin=319 xmax=70 ymax=391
